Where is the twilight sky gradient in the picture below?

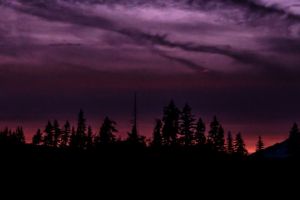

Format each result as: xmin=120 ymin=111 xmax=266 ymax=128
xmin=1 ymin=0 xmax=300 ymax=153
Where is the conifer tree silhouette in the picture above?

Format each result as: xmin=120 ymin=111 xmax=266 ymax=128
xmin=99 ymin=117 xmax=118 ymax=146
xmin=53 ymin=120 xmax=61 ymax=148
xmin=43 ymin=121 xmax=54 ymax=147
xmin=86 ymin=125 xmax=94 ymax=150
xmin=195 ymin=118 xmax=206 ymax=147
xmin=162 ymin=100 xmax=180 ymax=147
xmin=60 ymin=121 xmax=71 ymax=148
xmin=9 ymin=129 xmax=19 ymax=145
xmin=216 ymin=125 xmax=225 ymax=152
xmin=226 ymin=131 xmax=234 ymax=154
xmin=255 ymin=135 xmax=264 ymax=158
xmin=152 ymin=119 xmax=163 ymax=147
xmin=0 ymin=127 xmax=9 ymax=147
xmin=69 ymin=126 xmax=76 ymax=149
xmin=286 ymin=123 xmax=300 ymax=157
xmin=76 ymin=109 xmax=87 ymax=149
xmin=234 ymin=132 xmax=248 ymax=156
xmin=180 ymin=103 xmax=196 ymax=147
xmin=32 ymin=128 xmax=43 ymax=145
xmin=16 ymin=126 xmax=25 ymax=144
xmin=207 ymin=116 xmax=220 ymax=150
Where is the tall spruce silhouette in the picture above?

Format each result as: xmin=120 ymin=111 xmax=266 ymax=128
xmin=60 ymin=121 xmax=71 ymax=148
xmin=207 ymin=116 xmax=220 ymax=150
xmin=16 ymin=126 xmax=25 ymax=144
xmin=151 ymin=119 xmax=163 ymax=147
xmin=162 ymin=100 xmax=180 ymax=147
xmin=32 ymin=128 xmax=43 ymax=145
xmin=195 ymin=118 xmax=206 ymax=147
xmin=180 ymin=103 xmax=196 ymax=147
xmin=216 ymin=125 xmax=225 ymax=152
xmin=226 ymin=131 xmax=234 ymax=154
xmin=255 ymin=135 xmax=264 ymax=158
xmin=127 ymin=93 xmax=145 ymax=145
xmin=286 ymin=123 xmax=300 ymax=157
xmin=9 ymin=129 xmax=19 ymax=146
xmin=76 ymin=109 xmax=87 ymax=149
xmin=86 ymin=125 xmax=94 ymax=150
xmin=234 ymin=132 xmax=248 ymax=156
xmin=53 ymin=120 xmax=61 ymax=148
xmin=99 ymin=117 xmax=118 ymax=146
xmin=0 ymin=127 xmax=9 ymax=147
xmin=43 ymin=121 xmax=54 ymax=147
xmin=69 ymin=126 xmax=76 ymax=149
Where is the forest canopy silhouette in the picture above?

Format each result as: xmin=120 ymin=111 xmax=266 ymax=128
xmin=2 ymin=97 xmax=300 ymax=161
xmin=2 ymin=95 xmax=300 ymax=187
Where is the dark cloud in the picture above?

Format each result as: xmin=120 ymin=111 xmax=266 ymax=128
xmin=48 ymin=43 xmax=81 ymax=46
xmin=258 ymin=36 xmax=300 ymax=54
xmin=118 ymin=28 xmax=290 ymax=72
xmin=9 ymin=0 xmax=300 ymax=31
xmin=10 ymin=1 xmax=116 ymax=31
xmin=159 ymin=54 xmax=207 ymax=71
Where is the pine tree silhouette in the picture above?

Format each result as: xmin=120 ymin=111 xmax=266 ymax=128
xmin=151 ymin=119 xmax=163 ymax=147
xmin=99 ymin=117 xmax=118 ymax=146
xmin=69 ymin=126 xmax=76 ymax=149
xmin=216 ymin=125 xmax=225 ymax=152
xmin=86 ymin=125 xmax=94 ymax=150
xmin=60 ymin=121 xmax=71 ymax=148
xmin=32 ymin=128 xmax=43 ymax=145
xmin=286 ymin=123 xmax=300 ymax=157
xmin=207 ymin=116 xmax=220 ymax=150
xmin=9 ymin=129 xmax=18 ymax=146
xmin=43 ymin=121 xmax=54 ymax=147
xmin=16 ymin=126 xmax=25 ymax=144
xmin=226 ymin=131 xmax=234 ymax=154
xmin=76 ymin=109 xmax=87 ymax=149
xmin=0 ymin=127 xmax=9 ymax=147
xmin=180 ymin=103 xmax=196 ymax=147
xmin=162 ymin=100 xmax=180 ymax=147
xmin=53 ymin=120 xmax=61 ymax=148
xmin=255 ymin=135 xmax=264 ymax=158
xmin=195 ymin=118 xmax=206 ymax=147
xmin=234 ymin=132 xmax=248 ymax=156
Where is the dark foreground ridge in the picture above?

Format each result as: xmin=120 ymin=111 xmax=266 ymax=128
xmin=1 ymin=99 xmax=300 ymax=190
xmin=1 ymin=143 xmax=298 ymax=177
xmin=0 ymin=141 xmax=299 ymax=195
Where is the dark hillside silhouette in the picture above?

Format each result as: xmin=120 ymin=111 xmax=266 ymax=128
xmin=286 ymin=123 xmax=300 ymax=157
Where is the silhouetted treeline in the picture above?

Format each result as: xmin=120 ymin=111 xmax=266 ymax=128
xmin=3 ymin=98 xmax=300 ymax=161
xmin=0 ymin=99 xmax=251 ymax=158
xmin=0 ymin=126 xmax=25 ymax=149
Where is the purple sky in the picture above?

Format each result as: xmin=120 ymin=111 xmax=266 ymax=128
xmin=1 ymin=0 xmax=300 ymax=152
